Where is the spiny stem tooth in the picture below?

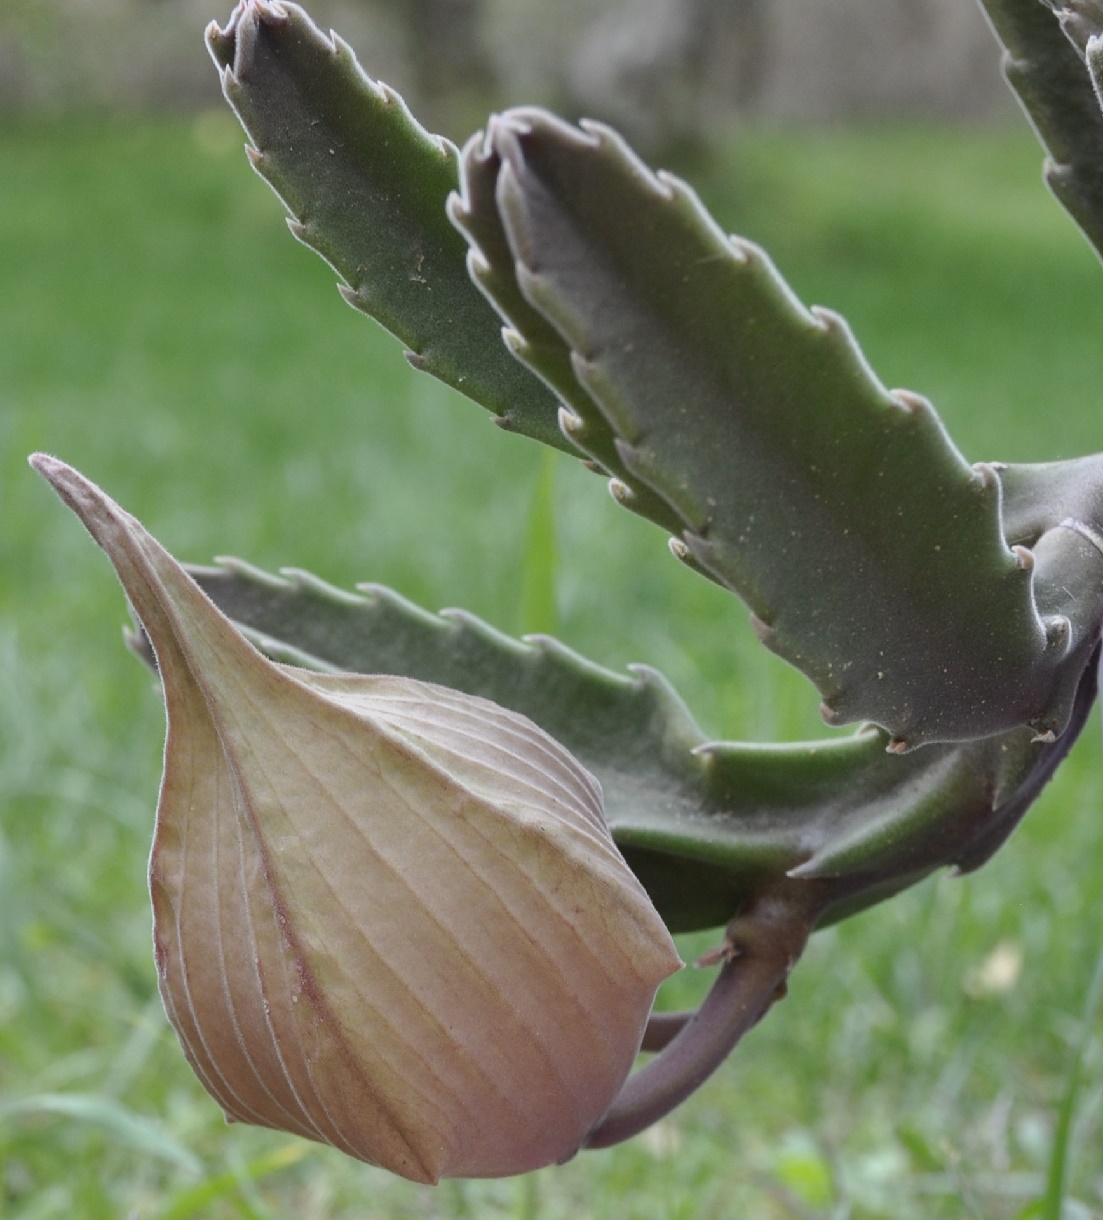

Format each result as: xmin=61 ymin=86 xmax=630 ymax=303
xmin=608 ymin=479 xmax=633 ymax=506
xmin=557 ymin=406 xmax=584 ymax=437
xmin=252 ymin=0 xmax=290 ymax=23
xmin=890 ymin=388 xmax=926 ymax=414
xmin=694 ymin=940 xmax=742 ymax=969
xmin=749 ymin=613 xmax=775 ymax=644
xmin=1044 ymin=614 xmax=1072 ymax=651
xmin=972 ymin=461 xmax=1000 ymax=492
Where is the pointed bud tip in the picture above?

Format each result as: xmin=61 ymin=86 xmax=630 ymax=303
xmin=249 ymin=0 xmax=290 ymax=24
xmin=29 ymin=450 xmax=62 ymax=479
xmin=29 ymin=453 xmax=118 ymax=536
xmin=33 ymin=457 xmax=681 ymax=1180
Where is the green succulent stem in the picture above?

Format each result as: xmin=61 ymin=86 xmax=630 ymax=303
xmin=208 ymin=0 xmax=1103 ymax=753
xmin=205 ymin=0 xmax=567 ymax=450
xmin=461 ymin=107 xmax=1103 ymax=749
xmin=177 ymin=561 xmax=1098 ymax=935
xmin=979 ymin=0 xmax=1103 ymax=261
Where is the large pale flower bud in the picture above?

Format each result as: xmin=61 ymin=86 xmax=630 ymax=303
xmin=31 ymin=454 xmax=681 ymax=1183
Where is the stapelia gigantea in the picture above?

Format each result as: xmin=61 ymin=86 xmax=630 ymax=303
xmin=34 ymin=0 xmax=1103 ymax=1173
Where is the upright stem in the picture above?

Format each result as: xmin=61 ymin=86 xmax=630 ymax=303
xmin=582 ymin=886 xmax=821 ymax=1151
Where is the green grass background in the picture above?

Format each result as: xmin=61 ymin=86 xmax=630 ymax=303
xmin=2 ymin=111 xmax=1103 ymax=1217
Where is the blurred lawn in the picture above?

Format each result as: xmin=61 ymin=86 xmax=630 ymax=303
xmin=2 ymin=112 xmax=1103 ymax=1217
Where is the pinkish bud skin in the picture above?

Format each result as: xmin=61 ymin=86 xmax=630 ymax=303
xmin=29 ymin=454 xmax=682 ymax=1183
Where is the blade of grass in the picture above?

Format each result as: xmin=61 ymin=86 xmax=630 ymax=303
xmin=102 ymin=994 xmax=170 ymax=1099
xmin=159 ymin=1143 xmax=311 ymax=1220
xmin=1036 ymin=937 xmax=1103 ymax=1219
xmin=222 ymin=1143 xmax=282 ymax=1220
xmin=0 ymin=1093 xmax=202 ymax=1175
xmin=517 ymin=450 xmax=560 ymax=638
xmin=440 ymin=1180 xmax=473 ymax=1217
xmin=516 ymin=1170 xmax=540 ymax=1220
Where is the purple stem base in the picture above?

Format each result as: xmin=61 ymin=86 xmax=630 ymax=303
xmin=582 ymin=887 xmax=820 ymax=1151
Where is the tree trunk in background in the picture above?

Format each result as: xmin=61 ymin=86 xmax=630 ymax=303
xmin=565 ymin=0 xmax=771 ymax=155
xmin=684 ymin=0 xmax=770 ymax=109
xmin=759 ymin=0 xmax=1009 ymax=120
xmin=383 ymin=0 xmax=496 ymax=134
xmin=402 ymin=0 xmax=495 ymax=100
xmin=0 ymin=0 xmax=1019 ymax=132
xmin=560 ymin=0 xmax=1011 ymax=156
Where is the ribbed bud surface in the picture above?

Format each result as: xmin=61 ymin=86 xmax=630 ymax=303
xmin=30 ymin=455 xmax=682 ymax=1182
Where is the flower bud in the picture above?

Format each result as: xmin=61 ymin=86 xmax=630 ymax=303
xmin=31 ymin=454 xmax=682 ymax=1182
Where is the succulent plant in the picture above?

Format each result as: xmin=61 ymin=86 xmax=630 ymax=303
xmin=31 ymin=455 xmax=682 ymax=1181
xmin=32 ymin=0 xmax=1103 ymax=1182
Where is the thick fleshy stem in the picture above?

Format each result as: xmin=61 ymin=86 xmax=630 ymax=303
xmin=582 ymin=887 xmax=821 ymax=1151
xmin=640 ymin=1010 xmax=691 ymax=1052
